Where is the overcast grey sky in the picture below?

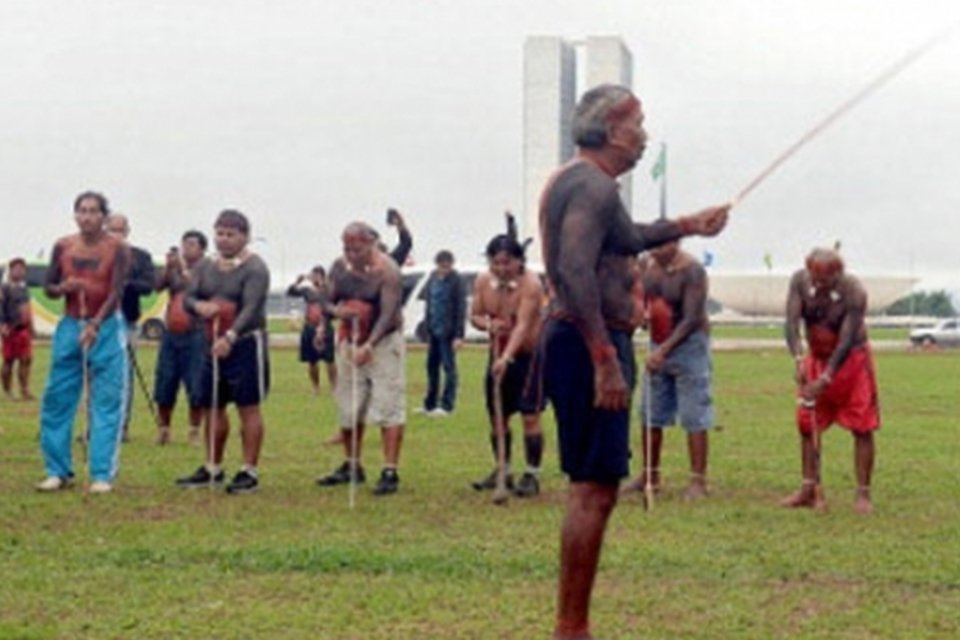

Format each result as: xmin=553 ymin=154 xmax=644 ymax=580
xmin=1 ymin=0 xmax=957 ymax=289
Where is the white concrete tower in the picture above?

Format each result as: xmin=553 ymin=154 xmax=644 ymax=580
xmin=523 ymin=36 xmax=634 ymax=262
xmin=522 ymin=36 xmax=576 ymax=261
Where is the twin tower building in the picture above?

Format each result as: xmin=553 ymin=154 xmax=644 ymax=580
xmin=523 ymin=36 xmax=634 ymax=261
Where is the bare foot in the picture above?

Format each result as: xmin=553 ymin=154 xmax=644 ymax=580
xmin=683 ymin=481 xmax=709 ymax=501
xmin=620 ymin=476 xmax=660 ymax=496
xmin=21 ymin=392 xmax=36 ymax=402
xmin=156 ymin=427 xmax=171 ymax=446
xmin=780 ymin=485 xmax=827 ymax=510
xmin=854 ymin=488 xmax=873 ymax=515
xmin=187 ymin=427 xmax=200 ymax=446
xmin=323 ymin=431 xmax=345 ymax=447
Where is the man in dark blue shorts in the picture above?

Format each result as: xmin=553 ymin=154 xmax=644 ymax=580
xmin=287 ymin=266 xmax=336 ymax=396
xmin=539 ymin=84 xmax=730 ymax=640
xmin=153 ymin=230 xmax=208 ymax=445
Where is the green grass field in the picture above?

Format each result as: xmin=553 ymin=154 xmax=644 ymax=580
xmin=1 ymin=344 xmax=958 ymax=639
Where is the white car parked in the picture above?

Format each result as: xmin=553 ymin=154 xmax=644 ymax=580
xmin=909 ymin=318 xmax=960 ymax=348
xmin=400 ymin=263 xmax=545 ymax=342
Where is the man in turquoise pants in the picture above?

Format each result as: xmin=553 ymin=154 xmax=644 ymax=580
xmin=37 ymin=191 xmax=130 ymax=494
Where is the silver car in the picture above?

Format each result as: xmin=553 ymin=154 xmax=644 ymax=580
xmin=909 ymin=318 xmax=960 ymax=347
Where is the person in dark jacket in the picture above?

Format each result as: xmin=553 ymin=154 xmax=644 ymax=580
xmin=105 ymin=214 xmax=155 ymax=441
xmin=418 ymin=250 xmax=466 ymax=416
xmin=386 ymin=208 xmax=413 ymax=267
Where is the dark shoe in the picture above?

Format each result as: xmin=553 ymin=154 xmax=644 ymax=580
xmin=316 ymin=461 xmax=365 ymax=487
xmin=176 ymin=466 xmax=225 ymax=488
xmin=471 ymin=468 xmax=514 ymax=492
xmin=226 ymin=470 xmax=259 ymax=495
xmin=372 ymin=468 xmax=399 ymax=496
xmin=513 ymin=472 xmax=540 ymax=498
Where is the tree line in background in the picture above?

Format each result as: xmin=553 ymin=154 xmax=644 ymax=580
xmin=884 ymin=290 xmax=958 ymax=317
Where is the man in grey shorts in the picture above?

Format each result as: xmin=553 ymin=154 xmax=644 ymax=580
xmin=316 ymin=221 xmax=406 ymax=496
xmin=623 ymin=239 xmax=714 ymax=500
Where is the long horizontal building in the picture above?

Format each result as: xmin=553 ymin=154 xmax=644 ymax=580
xmin=708 ymin=273 xmax=917 ymax=316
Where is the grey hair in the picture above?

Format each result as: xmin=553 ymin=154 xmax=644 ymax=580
xmin=572 ymin=84 xmax=637 ymax=149
xmin=342 ymin=221 xmax=379 ymax=242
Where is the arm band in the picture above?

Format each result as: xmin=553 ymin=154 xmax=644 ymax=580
xmin=589 ymin=343 xmax=617 ymax=365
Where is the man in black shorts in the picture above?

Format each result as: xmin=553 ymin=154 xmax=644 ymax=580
xmin=287 ymin=266 xmax=336 ymax=396
xmin=540 ymin=84 xmax=730 ymax=639
xmin=175 ymin=210 xmax=270 ymax=495
xmin=469 ymin=229 xmax=546 ymax=497
xmin=105 ymin=213 xmax=155 ymax=441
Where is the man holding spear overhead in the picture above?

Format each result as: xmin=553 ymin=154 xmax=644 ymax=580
xmin=539 ymin=84 xmax=729 ymax=640
xmin=783 ymin=248 xmax=878 ymax=515
xmin=37 ymin=191 xmax=130 ymax=494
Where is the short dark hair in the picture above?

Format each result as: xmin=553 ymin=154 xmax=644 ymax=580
xmin=485 ymin=234 xmax=525 ymax=261
xmin=311 ymin=265 xmax=326 ymax=277
xmin=8 ymin=257 xmax=26 ymax=270
xmin=73 ymin=191 xmax=110 ymax=215
xmin=434 ymin=250 xmax=454 ymax=265
xmin=182 ymin=230 xmax=208 ymax=251
xmin=215 ymin=209 xmax=250 ymax=235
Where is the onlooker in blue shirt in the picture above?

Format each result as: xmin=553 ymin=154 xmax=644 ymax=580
xmin=419 ymin=250 xmax=466 ymax=416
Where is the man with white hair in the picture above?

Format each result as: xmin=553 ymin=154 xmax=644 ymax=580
xmin=316 ymin=222 xmax=406 ymax=496
xmin=539 ymin=84 xmax=730 ymax=640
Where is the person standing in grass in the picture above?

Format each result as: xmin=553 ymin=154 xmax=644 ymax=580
xmin=153 ymin=230 xmax=208 ymax=445
xmin=1 ymin=257 xmax=36 ymax=401
xmin=316 ymin=222 xmax=406 ymax=496
xmin=37 ymin=191 xmax=130 ymax=494
xmin=782 ymin=247 xmax=878 ymax=515
xmin=417 ymin=249 xmax=466 ymax=417
xmin=175 ymin=210 xmax=270 ymax=495
xmin=104 ymin=213 xmax=155 ymax=442
xmin=287 ymin=265 xmax=337 ymax=397
xmin=469 ymin=223 xmax=547 ymax=498
xmin=621 ymin=239 xmax=714 ymax=500
xmin=539 ymin=84 xmax=729 ymax=640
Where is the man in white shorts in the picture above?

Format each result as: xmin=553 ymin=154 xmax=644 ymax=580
xmin=317 ymin=222 xmax=406 ymax=496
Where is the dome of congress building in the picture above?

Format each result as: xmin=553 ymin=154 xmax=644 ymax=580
xmin=709 ymin=273 xmax=917 ymax=316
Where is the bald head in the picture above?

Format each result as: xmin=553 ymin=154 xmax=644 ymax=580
xmin=805 ymin=248 xmax=845 ymax=289
xmin=105 ymin=213 xmax=130 ymax=239
xmin=342 ymin=221 xmax=379 ymax=243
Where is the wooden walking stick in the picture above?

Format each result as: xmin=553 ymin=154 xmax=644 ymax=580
xmin=488 ymin=316 xmax=510 ymax=506
xmin=208 ymin=316 xmax=220 ymax=489
xmin=349 ymin=316 xmax=360 ymax=510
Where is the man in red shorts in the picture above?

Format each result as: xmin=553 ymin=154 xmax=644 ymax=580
xmin=1 ymin=257 xmax=35 ymax=400
xmin=783 ymin=247 xmax=878 ymax=514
